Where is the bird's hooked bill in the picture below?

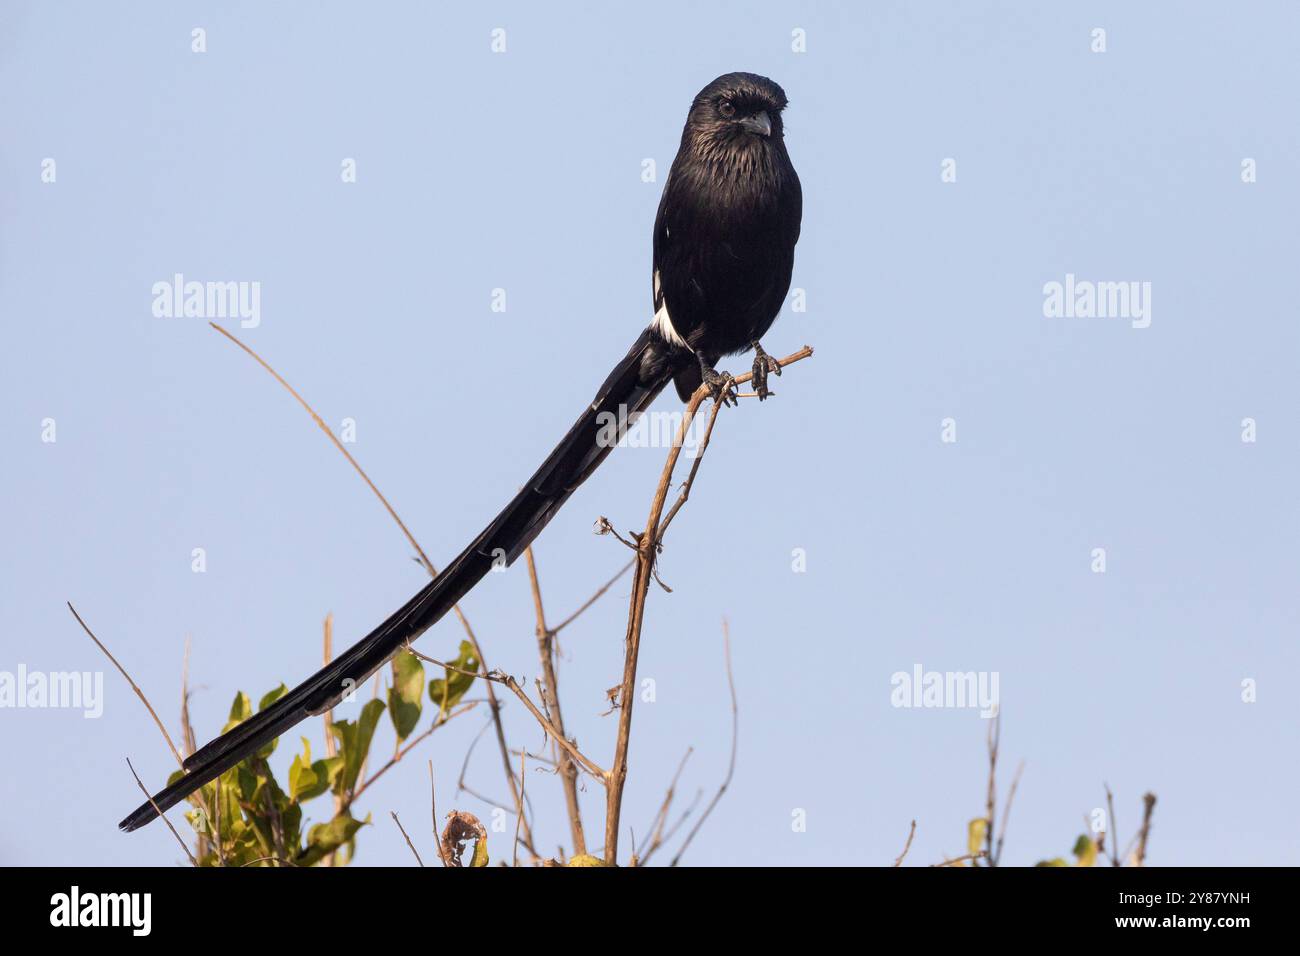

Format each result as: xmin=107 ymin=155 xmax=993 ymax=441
xmin=740 ymin=111 xmax=772 ymax=137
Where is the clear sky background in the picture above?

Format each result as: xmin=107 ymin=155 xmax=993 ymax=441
xmin=2 ymin=2 xmax=1297 ymax=867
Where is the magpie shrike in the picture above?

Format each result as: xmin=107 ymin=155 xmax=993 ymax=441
xmin=120 ymin=71 xmax=801 ymax=832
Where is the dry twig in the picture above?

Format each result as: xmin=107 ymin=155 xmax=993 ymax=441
xmin=669 ymin=619 xmax=740 ymax=867
xmin=603 ymin=346 xmax=813 ymax=864
xmin=391 ymin=811 xmax=425 ymax=867
xmin=126 ymin=758 xmax=197 ymax=866
xmin=69 ymin=603 xmax=183 ymax=767
xmin=894 ymin=820 xmax=918 ymax=867
xmin=524 ymin=546 xmax=587 ymax=856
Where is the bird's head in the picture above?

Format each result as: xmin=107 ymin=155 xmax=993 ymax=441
xmin=685 ymin=72 xmax=789 ymax=154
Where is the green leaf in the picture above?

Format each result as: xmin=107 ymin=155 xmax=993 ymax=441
xmin=258 ymin=684 xmax=288 ymax=711
xmin=236 ymin=763 xmax=263 ymax=803
xmin=288 ymin=738 xmax=319 ymax=802
xmin=1035 ymin=858 xmax=1070 ymax=867
xmin=317 ymin=755 xmax=345 ymax=792
xmin=297 ymin=813 xmax=371 ymax=867
xmin=222 ymin=691 xmax=253 ymax=733
xmin=428 ymin=641 xmax=479 ymax=715
xmin=470 ymin=835 xmax=489 ymax=868
xmin=330 ymin=698 xmax=386 ymax=795
xmin=387 ymin=651 xmax=425 ymax=741
xmin=1073 ymin=834 xmax=1098 ymax=867
xmin=967 ymin=818 xmax=988 ymax=857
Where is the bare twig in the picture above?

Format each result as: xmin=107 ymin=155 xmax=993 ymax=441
xmin=993 ymin=760 xmax=1025 ymax=866
xmin=209 ymin=322 xmax=427 ymax=573
xmin=984 ymin=715 xmax=999 ymax=867
xmin=1104 ymin=782 xmax=1120 ymax=867
xmin=655 ymin=396 xmax=723 ymax=541
xmin=126 ymin=758 xmax=197 ymax=866
xmin=405 ymin=648 xmax=606 ymax=780
xmin=322 ymin=614 xmax=343 ymax=866
xmin=430 ymin=761 xmax=450 ymax=867
xmin=342 ymin=701 xmax=478 ymax=812
xmin=391 ymin=812 xmax=425 ymax=867
xmin=69 ymin=603 xmax=183 ymax=768
xmin=180 ymin=637 xmax=196 ymax=758
xmin=323 ymin=614 xmax=336 ymax=758
xmin=179 ymin=637 xmax=218 ymax=864
xmin=604 ymin=345 xmax=813 ymax=865
xmin=551 ymin=559 xmax=636 ymax=636
xmin=514 ymin=750 xmax=527 ymax=867
xmin=635 ymin=747 xmax=693 ymax=866
xmin=894 ymin=820 xmax=917 ymax=867
xmin=1134 ymin=792 xmax=1156 ymax=866
xmin=669 ymin=619 xmax=740 ymax=867
xmin=524 ymin=546 xmax=586 ymax=856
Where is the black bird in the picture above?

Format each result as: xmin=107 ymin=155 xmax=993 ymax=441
xmin=120 ymin=71 xmax=801 ymax=832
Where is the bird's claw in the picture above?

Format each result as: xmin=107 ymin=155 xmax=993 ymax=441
xmin=701 ymin=365 xmax=738 ymax=407
xmin=751 ymin=342 xmax=782 ymax=401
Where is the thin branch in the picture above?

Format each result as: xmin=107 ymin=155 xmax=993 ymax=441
xmin=993 ymin=760 xmax=1025 ymax=866
xmin=655 ymin=395 xmax=723 ymax=541
xmin=69 ymin=602 xmax=183 ymax=768
xmin=551 ymin=558 xmax=635 ymax=636
xmin=323 ymin=614 xmax=336 ymax=758
xmin=894 ymin=820 xmax=917 ymax=867
xmin=322 ymin=614 xmax=342 ymax=866
xmin=405 ymin=648 xmax=606 ymax=780
xmin=342 ymin=701 xmax=478 ymax=812
xmin=1134 ymin=792 xmax=1157 ymax=866
xmin=669 ymin=619 xmax=740 ymax=867
xmin=603 ymin=346 xmax=812 ymax=865
xmin=983 ymin=714 xmax=999 ymax=867
xmin=524 ymin=546 xmax=586 ymax=856
xmin=179 ymin=637 xmax=218 ymax=864
xmin=126 ymin=758 xmax=197 ymax=866
xmin=513 ymin=749 xmax=527 ymax=868
xmin=1103 ymin=782 xmax=1121 ymax=867
xmin=209 ymin=322 xmax=426 ymax=571
xmin=430 ymin=761 xmax=450 ymax=867
xmin=391 ymin=812 xmax=425 ymax=867
xmin=180 ymin=637 xmax=196 ymax=758
xmin=634 ymin=747 xmax=692 ymax=866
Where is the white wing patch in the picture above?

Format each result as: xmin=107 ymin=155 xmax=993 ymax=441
xmin=650 ymin=269 xmax=690 ymax=350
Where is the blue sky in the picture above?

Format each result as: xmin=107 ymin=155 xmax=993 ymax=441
xmin=2 ymin=1 xmax=1297 ymax=866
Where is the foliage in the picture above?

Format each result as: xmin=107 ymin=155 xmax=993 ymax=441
xmin=178 ymin=648 xmax=475 ymax=867
xmin=1036 ymin=834 xmax=1100 ymax=868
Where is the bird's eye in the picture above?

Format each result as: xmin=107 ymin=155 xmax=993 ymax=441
xmin=719 ymin=99 xmax=735 ymax=118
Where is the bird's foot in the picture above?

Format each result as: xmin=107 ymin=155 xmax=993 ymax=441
xmin=698 ymin=357 xmax=738 ymax=407
xmin=751 ymin=341 xmax=782 ymax=400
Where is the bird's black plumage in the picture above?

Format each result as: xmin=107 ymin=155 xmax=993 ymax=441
xmin=652 ymin=72 xmax=802 ymax=399
xmin=119 ymin=71 xmax=802 ymax=833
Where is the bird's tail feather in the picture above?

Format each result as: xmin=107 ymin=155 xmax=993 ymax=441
xmin=119 ymin=329 xmax=675 ymax=832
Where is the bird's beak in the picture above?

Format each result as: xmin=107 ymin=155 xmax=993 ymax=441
xmin=740 ymin=111 xmax=772 ymax=137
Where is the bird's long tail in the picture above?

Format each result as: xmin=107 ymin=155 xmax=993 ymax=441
xmin=119 ymin=329 xmax=675 ymax=832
